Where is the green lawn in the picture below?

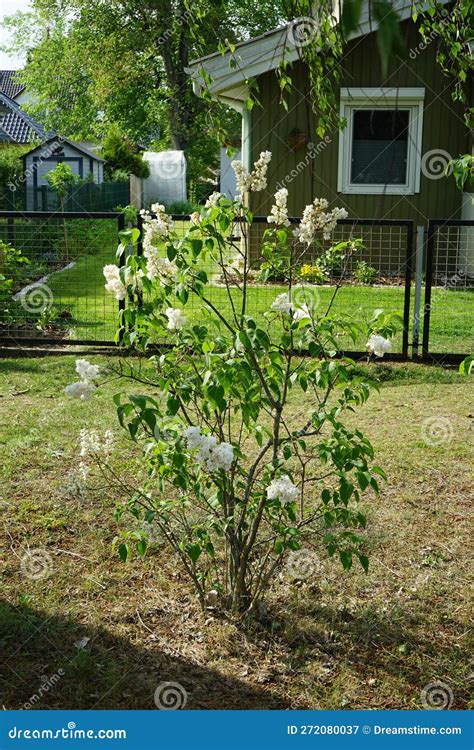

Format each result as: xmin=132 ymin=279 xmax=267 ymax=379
xmin=0 ymin=356 xmax=472 ymax=709
xmin=45 ymin=243 xmax=472 ymax=354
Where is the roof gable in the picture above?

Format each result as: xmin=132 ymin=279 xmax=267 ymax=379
xmin=22 ymin=136 xmax=105 ymax=162
xmin=186 ymin=0 xmax=449 ymax=105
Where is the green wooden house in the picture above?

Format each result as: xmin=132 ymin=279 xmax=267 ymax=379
xmin=186 ymin=1 xmax=473 ymax=275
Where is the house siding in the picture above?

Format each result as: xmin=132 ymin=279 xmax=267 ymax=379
xmin=249 ymin=21 xmax=468 ymax=228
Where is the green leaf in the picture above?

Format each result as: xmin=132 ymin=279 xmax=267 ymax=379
xmin=166 ymin=396 xmax=180 ymax=416
xmin=358 ymin=554 xmax=369 ymax=573
xmin=118 ymin=543 xmax=129 ymax=562
xmin=186 ymin=543 xmax=202 ymax=563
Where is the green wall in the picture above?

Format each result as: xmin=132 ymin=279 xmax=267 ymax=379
xmin=249 ymin=21 xmax=469 ymax=227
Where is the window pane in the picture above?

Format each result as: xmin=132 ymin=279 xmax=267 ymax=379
xmin=351 ymin=109 xmax=409 ymax=185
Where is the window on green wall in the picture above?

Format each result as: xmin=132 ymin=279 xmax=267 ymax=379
xmin=338 ymin=88 xmax=425 ymax=195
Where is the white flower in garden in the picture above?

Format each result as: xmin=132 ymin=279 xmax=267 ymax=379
xmin=197 ymin=434 xmax=218 ymax=463
xmin=266 ymin=475 xmax=298 ymax=505
xmin=367 ymin=334 xmax=392 ymax=357
xmin=75 ymin=359 xmax=100 ymax=383
xmin=103 ymin=264 xmax=127 ymax=301
xmin=293 ymin=303 xmax=312 ymax=322
xmin=271 ymin=292 xmax=292 ymax=314
xmin=295 ymin=199 xmax=348 ymax=244
xmin=190 ymin=211 xmax=201 ymax=225
xmin=144 ymin=249 xmax=178 ymax=284
xmin=267 ymin=188 xmax=290 ymax=227
xmin=232 ymin=151 xmax=272 ymax=196
xmin=184 ymin=426 xmax=203 ymax=449
xmin=207 ymin=442 xmax=234 ymax=472
xmin=205 ymin=191 xmax=223 ymax=208
xmin=103 ymin=264 xmax=143 ymax=300
xmin=79 ymin=428 xmax=114 ymax=457
xmin=141 ymin=204 xmax=177 ymax=282
xmin=65 ymin=358 xmax=100 ymax=400
xmin=184 ymin=426 xmax=234 ymax=472
xmin=64 ymin=381 xmax=97 ymax=401
xmin=166 ymin=307 xmax=186 ymax=331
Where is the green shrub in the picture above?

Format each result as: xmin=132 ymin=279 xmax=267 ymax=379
xmin=354 ymin=260 xmax=378 ymax=285
xmin=165 ymin=200 xmax=198 ymax=215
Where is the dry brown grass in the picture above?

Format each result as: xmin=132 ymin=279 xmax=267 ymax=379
xmin=0 ymin=356 xmax=472 ymax=710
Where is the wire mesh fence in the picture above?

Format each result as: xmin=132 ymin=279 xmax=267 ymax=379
xmin=138 ymin=216 xmax=413 ymax=355
xmin=1 ymin=211 xmax=471 ymax=359
xmin=0 ymin=211 xmax=122 ymax=345
xmin=422 ymin=220 xmax=474 ymax=358
xmin=0 ymin=182 xmax=130 ymax=213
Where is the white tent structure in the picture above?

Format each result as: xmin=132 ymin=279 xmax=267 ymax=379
xmin=140 ymin=150 xmax=187 ymax=207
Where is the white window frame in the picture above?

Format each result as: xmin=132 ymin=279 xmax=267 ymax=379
xmin=337 ymin=87 xmax=425 ymax=195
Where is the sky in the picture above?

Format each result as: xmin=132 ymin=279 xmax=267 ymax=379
xmin=0 ymin=0 xmax=31 ymax=69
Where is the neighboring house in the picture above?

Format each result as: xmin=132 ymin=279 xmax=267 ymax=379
xmin=22 ymin=137 xmax=105 ymax=210
xmin=186 ymin=0 xmax=472 ymax=270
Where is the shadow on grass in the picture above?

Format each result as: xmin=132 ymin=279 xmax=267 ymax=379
xmin=0 ymin=359 xmax=43 ymax=374
xmin=245 ymin=597 xmax=470 ymax=709
xmin=0 ymin=600 xmax=288 ymax=710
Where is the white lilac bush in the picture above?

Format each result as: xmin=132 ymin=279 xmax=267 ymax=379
xmin=67 ymin=153 xmax=399 ymax=616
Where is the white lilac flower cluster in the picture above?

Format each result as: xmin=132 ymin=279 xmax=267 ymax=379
xmin=65 ymin=359 xmax=99 ymax=401
xmin=271 ymin=292 xmax=293 ymax=314
xmin=140 ymin=204 xmax=178 ymax=283
xmin=78 ymin=428 xmax=113 ymax=480
xmin=79 ymin=428 xmax=114 ymax=458
xmin=267 ymin=187 xmax=290 ymax=227
xmin=166 ymin=307 xmax=187 ymax=331
xmin=295 ymin=198 xmax=348 ymax=244
xmin=185 ymin=426 xmax=234 ymax=472
xmin=270 ymin=293 xmax=312 ymax=322
xmin=266 ymin=475 xmax=298 ymax=505
xmin=103 ymin=264 xmax=143 ymax=301
xmin=366 ymin=334 xmax=392 ymax=357
xmin=231 ymin=151 xmax=272 ymax=196
xmin=204 ymin=191 xmax=223 ymax=208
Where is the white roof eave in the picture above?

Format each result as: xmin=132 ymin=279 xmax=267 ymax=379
xmin=186 ymin=0 xmax=449 ymax=103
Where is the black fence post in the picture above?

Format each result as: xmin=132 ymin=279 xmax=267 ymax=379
xmin=117 ymin=212 xmax=126 ymax=343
